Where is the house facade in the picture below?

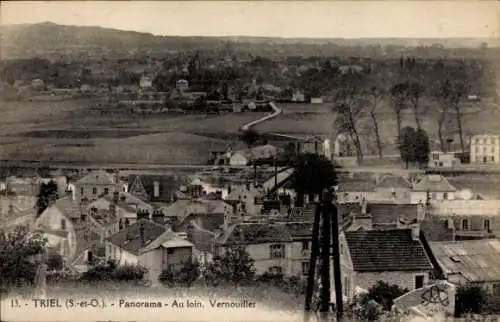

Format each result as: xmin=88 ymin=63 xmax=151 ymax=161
xmin=470 ymin=134 xmax=500 ymax=164
xmin=88 ymin=191 xmax=154 ymax=224
xmin=74 ymin=170 xmax=121 ymax=202
xmin=339 ymin=229 xmax=434 ymax=301
xmin=428 ymin=151 xmax=461 ymax=168
xmin=106 ymin=219 xmax=194 ymax=283
xmin=34 ymin=204 xmax=78 ymax=262
xmin=411 ymin=175 xmax=457 ymax=203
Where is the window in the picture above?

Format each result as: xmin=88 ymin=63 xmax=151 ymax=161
xmin=484 ymin=147 xmax=487 ymax=153
xmin=492 ymin=156 xmax=495 ymax=162
xmin=340 ymin=243 xmax=344 ymax=256
xmin=104 ymin=188 xmax=109 ymax=195
xmin=432 ymin=154 xmax=440 ymax=160
xmin=475 ymin=146 xmax=479 ymax=153
xmin=167 ymin=248 xmax=174 ymax=255
xmin=462 ymin=219 xmax=469 ymax=230
xmin=439 ymin=162 xmax=444 ymax=167
xmin=484 ymin=219 xmax=491 ymax=231
xmin=443 ymin=193 xmax=449 ymax=200
xmin=301 ymin=262 xmax=309 ymax=276
xmin=492 ymin=147 xmax=495 ymax=153
xmin=415 ymin=275 xmax=425 ymax=289
xmin=475 ymin=139 xmax=479 ymax=144
xmin=302 ymin=241 xmax=309 ymax=251
xmin=60 ymin=219 xmax=66 ymax=230
xmin=344 ymin=276 xmax=349 ymax=296
xmin=391 ymin=191 xmax=397 ymax=198
xmin=80 ymin=187 xmax=84 ymax=195
xmin=487 ymin=138 xmax=491 ymax=145
xmin=269 ymin=244 xmax=285 ymax=258
xmin=269 ymin=266 xmax=282 ymax=275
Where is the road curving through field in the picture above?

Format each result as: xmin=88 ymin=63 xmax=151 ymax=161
xmin=239 ymin=101 xmax=282 ymax=132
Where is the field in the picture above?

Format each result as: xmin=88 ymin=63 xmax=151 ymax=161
xmin=0 ymin=97 xmax=499 ymax=165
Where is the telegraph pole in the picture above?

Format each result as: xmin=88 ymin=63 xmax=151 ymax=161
xmin=304 ymin=189 xmax=343 ymax=321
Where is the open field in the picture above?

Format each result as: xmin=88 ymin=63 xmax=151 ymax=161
xmin=0 ymin=98 xmax=499 ymax=164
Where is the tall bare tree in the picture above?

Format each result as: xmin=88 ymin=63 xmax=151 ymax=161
xmin=408 ymin=82 xmax=425 ymax=130
xmin=390 ymin=83 xmax=410 ymax=143
xmin=334 ymin=83 xmax=364 ymax=164
xmin=365 ymin=85 xmax=385 ymax=158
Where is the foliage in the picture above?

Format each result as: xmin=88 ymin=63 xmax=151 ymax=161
xmin=159 ymin=258 xmax=201 ymax=287
xmin=46 ymin=253 xmax=64 ymax=271
xmin=204 ymin=246 xmax=256 ymax=286
xmin=455 ymin=284 xmax=486 ymax=316
xmin=0 ymin=227 xmax=47 ymax=290
xmin=414 ymin=128 xmax=430 ymax=167
xmin=364 ymin=281 xmax=409 ymax=311
xmin=79 ymin=261 xmax=147 ymax=283
xmin=36 ymin=180 xmax=59 ymax=215
xmin=398 ymin=126 xmax=430 ymax=169
xmin=291 ymin=153 xmax=338 ymax=204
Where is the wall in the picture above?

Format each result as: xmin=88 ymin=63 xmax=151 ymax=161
xmin=229 ymin=154 xmax=248 ymax=166
xmin=139 ymin=248 xmax=163 ymax=283
xmin=162 ymin=246 xmax=193 ymax=269
xmin=337 ymin=191 xmax=375 ymax=204
xmin=429 ymin=200 xmax=500 ymax=216
xmin=412 ymin=191 xmax=455 ymax=203
xmin=290 ymin=240 xmax=310 ymax=277
xmin=105 ymin=242 xmax=138 ymax=266
xmin=35 ymin=206 xmax=77 ymax=261
xmin=470 ymin=135 xmax=500 ymax=164
xmin=374 ymin=188 xmax=412 ymax=204
xmin=76 ymin=183 xmax=118 ymax=201
xmin=355 ymin=271 xmax=430 ymax=292
xmin=89 ymin=198 xmax=135 ymax=221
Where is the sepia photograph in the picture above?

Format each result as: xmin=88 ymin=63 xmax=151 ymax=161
xmin=0 ymin=1 xmax=499 ymax=321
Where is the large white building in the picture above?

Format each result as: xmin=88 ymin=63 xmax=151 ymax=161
xmin=470 ymin=134 xmax=500 ymax=164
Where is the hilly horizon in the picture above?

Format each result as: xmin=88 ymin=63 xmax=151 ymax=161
xmin=0 ymin=22 xmax=497 ymax=60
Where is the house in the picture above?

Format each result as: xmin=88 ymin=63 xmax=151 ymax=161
xmin=176 ymin=79 xmax=189 ymax=92
xmin=139 ymin=76 xmax=153 ymax=89
xmin=340 ymin=228 xmax=434 ymax=301
xmin=128 ymin=174 xmax=188 ymax=203
xmin=284 ymin=222 xmax=314 ymax=277
xmin=215 ymin=223 xmax=294 ymax=276
xmin=186 ymin=222 xmax=216 ymax=267
xmin=470 ymin=134 xmax=500 ymax=164
xmin=73 ymin=170 xmax=121 ymax=202
xmin=373 ymin=175 xmax=413 ymax=204
xmin=88 ymin=191 xmax=154 ymax=224
xmin=336 ymin=179 xmax=377 ymax=204
xmin=310 ymin=97 xmax=324 ymax=104
xmin=34 ymin=201 xmax=78 ymax=263
xmin=225 ymin=183 xmax=263 ymax=216
xmin=229 ymin=145 xmax=280 ymax=166
xmin=428 ymin=151 xmax=461 ymax=168
xmin=106 ymin=219 xmax=194 ymax=283
xmin=428 ymin=239 xmax=500 ymax=292
xmin=411 ymin=175 xmax=457 ymax=203
xmin=163 ymin=199 xmax=231 ymax=233
xmin=292 ymin=90 xmax=305 ymax=102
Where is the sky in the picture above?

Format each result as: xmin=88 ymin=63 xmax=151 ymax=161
xmin=1 ymin=1 xmax=499 ymax=39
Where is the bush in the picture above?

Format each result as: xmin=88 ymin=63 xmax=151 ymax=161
xmin=365 ymin=281 xmax=409 ymax=311
xmin=204 ymin=246 xmax=256 ymax=286
xmin=46 ymin=253 xmax=64 ymax=271
xmin=159 ymin=259 xmax=200 ymax=287
xmin=79 ymin=261 xmax=147 ymax=284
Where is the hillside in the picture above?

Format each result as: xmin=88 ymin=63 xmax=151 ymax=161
xmin=0 ymin=22 xmax=497 ymax=60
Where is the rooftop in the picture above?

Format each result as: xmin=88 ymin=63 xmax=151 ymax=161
xmin=429 ymin=239 xmax=500 ymax=283
xmin=53 ymin=196 xmax=83 ymax=220
xmin=76 ymin=170 xmax=116 ymax=185
xmin=218 ymin=223 xmax=293 ymax=245
xmin=413 ymin=175 xmax=457 ymax=192
xmin=344 ymin=229 xmax=433 ymax=272
xmin=375 ymin=175 xmax=413 ymax=190
xmin=366 ymin=203 xmax=420 ymax=224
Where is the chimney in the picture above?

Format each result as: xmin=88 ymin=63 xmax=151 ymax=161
xmin=139 ymin=222 xmax=145 ymax=247
xmin=223 ymin=207 xmax=231 ymax=231
xmin=426 ymin=190 xmax=431 ymax=206
xmin=360 ymin=197 xmax=368 ymax=216
xmin=153 ymin=181 xmax=160 ymax=198
xmin=410 ymin=223 xmax=420 ymax=241
xmin=417 ymin=200 xmax=425 ymax=222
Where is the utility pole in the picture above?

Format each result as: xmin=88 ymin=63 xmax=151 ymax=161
xmin=304 ymin=189 xmax=343 ymax=321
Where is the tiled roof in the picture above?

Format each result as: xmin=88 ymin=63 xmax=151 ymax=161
xmin=54 ymin=197 xmax=83 ymax=219
xmin=163 ymin=199 xmax=228 ymax=223
xmin=375 ymin=175 xmax=412 ymax=189
xmin=89 ymin=208 xmax=118 ymax=227
xmin=344 ymin=229 xmax=433 ymax=272
xmin=413 ymin=175 xmax=457 ymax=192
xmin=288 ymin=205 xmax=316 ymax=222
xmin=284 ymin=222 xmax=313 ymax=239
xmin=187 ymin=225 xmax=216 ymax=253
xmin=101 ymin=192 xmax=153 ymax=213
xmin=107 ymin=219 xmax=169 ymax=255
xmin=338 ymin=203 xmax=362 ymax=220
xmin=219 ymin=223 xmax=293 ymax=245
xmin=336 ymin=180 xmax=376 ymax=192
xmin=77 ymin=170 xmax=116 ymax=185
xmin=429 ymin=239 xmax=500 ymax=282
xmin=366 ymin=203 xmax=419 ymax=225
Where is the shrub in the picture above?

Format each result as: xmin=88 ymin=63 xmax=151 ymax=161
xmin=159 ymin=259 xmax=200 ymax=287
xmin=46 ymin=253 xmax=64 ymax=271
xmin=365 ymin=281 xmax=409 ymax=311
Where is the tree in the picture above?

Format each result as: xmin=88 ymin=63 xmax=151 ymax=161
xmin=399 ymin=126 xmax=417 ymax=169
xmin=159 ymin=258 xmax=201 ymax=287
xmin=204 ymin=246 xmax=256 ymax=286
xmin=414 ymin=128 xmax=430 ymax=168
xmin=334 ymin=83 xmax=365 ymax=163
xmin=455 ymin=284 xmax=486 ymax=316
xmin=365 ymin=281 xmax=409 ymax=311
xmin=0 ymin=227 xmax=47 ymax=290
xmin=390 ymin=83 xmax=410 ymax=143
xmin=240 ymin=129 xmax=259 ymax=148
xmin=408 ymin=82 xmax=425 ymax=130
xmin=290 ymin=153 xmax=338 ymax=206
xmin=431 ymin=79 xmax=452 ymax=152
xmin=46 ymin=253 xmax=64 ymax=271
xmin=365 ymin=85 xmax=385 ymax=158
xmin=36 ymin=180 xmax=58 ymax=216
